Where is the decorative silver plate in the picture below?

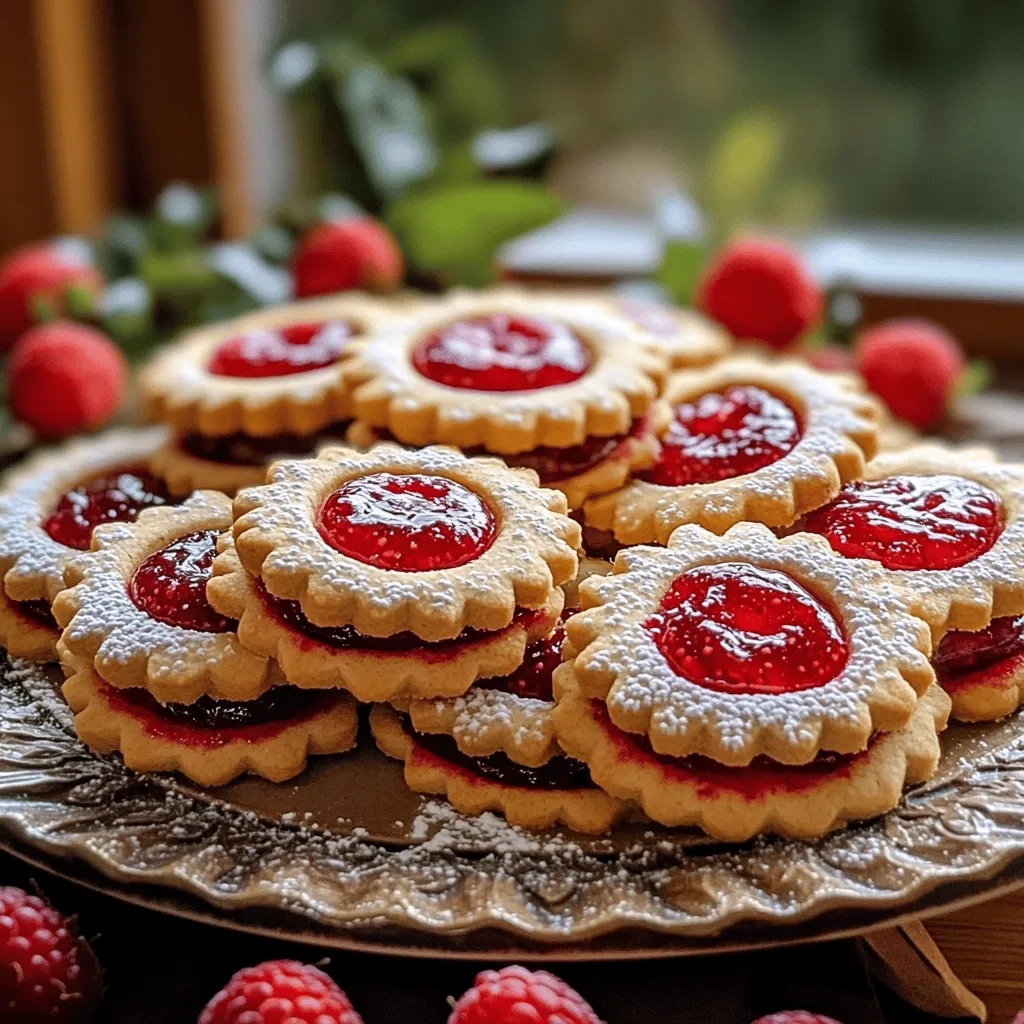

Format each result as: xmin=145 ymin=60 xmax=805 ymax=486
xmin=3 ymin=655 xmax=1024 ymax=954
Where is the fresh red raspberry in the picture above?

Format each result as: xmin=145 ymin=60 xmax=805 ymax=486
xmin=0 ymin=243 xmax=103 ymax=350
xmin=292 ymin=217 xmax=404 ymax=297
xmin=698 ymin=238 xmax=823 ymax=350
xmin=198 ymin=959 xmax=363 ymax=1024
xmin=855 ymin=318 xmax=965 ymax=430
xmin=750 ymin=1014 xmax=844 ymax=1024
xmin=8 ymin=321 xmax=127 ymax=438
xmin=0 ymin=885 xmax=102 ymax=1023
xmin=448 ymin=965 xmax=604 ymax=1024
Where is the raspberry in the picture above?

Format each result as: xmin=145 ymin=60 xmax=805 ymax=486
xmin=198 ymin=959 xmax=363 ymax=1024
xmin=8 ymin=322 xmax=127 ymax=438
xmin=750 ymin=1014 xmax=844 ymax=1024
xmin=698 ymin=238 xmax=823 ymax=350
xmin=292 ymin=217 xmax=404 ymax=298
xmin=0 ymin=243 xmax=102 ymax=350
xmin=855 ymin=318 xmax=965 ymax=430
xmin=0 ymin=885 xmax=102 ymax=1023
xmin=447 ymin=965 xmax=603 ymax=1024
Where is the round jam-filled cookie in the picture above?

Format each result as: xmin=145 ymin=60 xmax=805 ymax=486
xmin=52 ymin=490 xmax=275 ymax=705
xmin=62 ymin=656 xmax=357 ymax=787
xmin=564 ymin=522 xmax=935 ymax=766
xmin=208 ymin=531 xmax=563 ymax=702
xmin=345 ymin=405 xmax=670 ymax=512
xmin=0 ymin=427 xmax=171 ymax=661
xmin=401 ymin=558 xmax=613 ymax=767
xmin=140 ymin=294 xmax=393 ymax=438
xmin=798 ymin=445 xmax=1024 ymax=639
xmin=342 ymin=290 xmax=667 ymax=456
xmin=369 ymin=703 xmax=624 ymax=835
xmin=150 ymin=424 xmax=352 ymax=497
xmin=229 ymin=443 xmax=580 ymax=642
xmin=584 ymin=357 xmax=881 ymax=544
xmin=553 ymin=670 xmax=949 ymax=841
xmin=932 ymin=614 xmax=1024 ymax=722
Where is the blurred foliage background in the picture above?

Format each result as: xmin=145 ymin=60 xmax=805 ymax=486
xmin=278 ymin=0 xmax=1024 ymax=230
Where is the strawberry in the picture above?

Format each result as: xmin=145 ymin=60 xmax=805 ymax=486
xmin=292 ymin=217 xmax=404 ymax=297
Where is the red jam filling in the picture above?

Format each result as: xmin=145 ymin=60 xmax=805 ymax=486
xmin=42 ymin=467 xmax=171 ymax=551
xmin=180 ymin=425 xmax=350 ymax=467
xmin=97 ymin=677 xmax=336 ymax=750
xmin=207 ymin=320 xmax=355 ymax=378
xmin=932 ymin=615 xmax=1024 ymax=688
xmin=402 ymin=715 xmax=594 ymax=790
xmin=13 ymin=598 xmax=58 ymax=630
xmin=364 ymin=419 xmax=645 ymax=484
xmin=256 ymin=577 xmax=543 ymax=656
xmin=644 ymin=562 xmax=848 ymax=695
xmin=128 ymin=530 xmax=234 ymax=633
xmin=318 ymin=472 xmax=496 ymax=572
xmin=640 ymin=385 xmax=801 ymax=487
xmin=477 ymin=618 xmax=565 ymax=701
xmin=593 ymin=700 xmax=869 ymax=800
xmin=411 ymin=314 xmax=591 ymax=392
xmin=801 ymin=474 xmax=1003 ymax=571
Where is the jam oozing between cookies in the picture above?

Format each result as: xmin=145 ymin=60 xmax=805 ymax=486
xmin=256 ymin=576 xmax=544 ymax=654
xmin=801 ymin=474 xmax=1003 ymax=570
xmin=128 ymin=530 xmax=234 ymax=633
xmin=411 ymin=314 xmax=591 ymax=391
xmin=97 ymin=676 xmax=336 ymax=749
xmin=42 ymin=467 xmax=170 ymax=550
xmin=932 ymin=614 xmax=1024 ymax=689
xmin=13 ymin=598 xmax=58 ymax=630
xmin=477 ymin=619 xmax=565 ymax=701
xmin=592 ymin=700 xmax=868 ymax=799
xmin=318 ymin=472 xmax=496 ymax=571
xmin=640 ymin=385 xmax=801 ymax=486
xmin=644 ymin=562 xmax=848 ymax=695
xmin=207 ymin=320 xmax=354 ymax=378
xmin=180 ymin=424 xmax=351 ymax=466
xmin=402 ymin=715 xmax=595 ymax=790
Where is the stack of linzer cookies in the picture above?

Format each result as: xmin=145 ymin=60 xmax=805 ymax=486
xmin=0 ymin=288 xmax=1021 ymax=840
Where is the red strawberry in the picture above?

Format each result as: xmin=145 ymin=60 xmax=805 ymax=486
xmin=698 ymin=237 xmax=823 ymax=350
xmin=8 ymin=322 xmax=127 ymax=438
xmin=199 ymin=959 xmax=362 ymax=1024
xmin=749 ymin=1014 xmax=845 ymax=1024
xmin=0 ymin=885 xmax=102 ymax=1023
xmin=855 ymin=318 xmax=965 ymax=430
xmin=0 ymin=243 xmax=103 ymax=350
xmin=292 ymin=217 xmax=404 ymax=297
xmin=448 ymin=965 xmax=604 ymax=1024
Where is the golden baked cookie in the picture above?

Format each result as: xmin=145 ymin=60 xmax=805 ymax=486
xmin=584 ymin=357 xmax=880 ymax=544
xmin=564 ymin=522 xmax=935 ymax=766
xmin=343 ymin=290 xmax=667 ymax=455
xmin=208 ymin=530 xmax=563 ymax=702
xmin=369 ymin=703 xmax=624 ymax=834
xmin=52 ymin=490 xmax=275 ymax=704
xmin=140 ymin=294 xmax=392 ymax=438
xmin=0 ymin=427 xmax=171 ymax=661
xmin=553 ymin=670 xmax=949 ymax=841
xmin=797 ymin=445 xmax=1024 ymax=639
xmin=230 ymin=443 xmax=580 ymax=642
xmin=62 ymin=652 xmax=357 ymax=787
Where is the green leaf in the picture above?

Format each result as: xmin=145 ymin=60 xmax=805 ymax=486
xmin=657 ymin=240 xmax=705 ymax=307
xmin=64 ymin=284 xmax=97 ymax=320
xmin=29 ymin=293 xmax=57 ymax=325
xmin=386 ymin=181 xmax=564 ymax=287
xmin=955 ymin=359 xmax=993 ymax=397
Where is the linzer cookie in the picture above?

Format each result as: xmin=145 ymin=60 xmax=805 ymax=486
xmin=61 ymin=654 xmax=358 ymax=787
xmin=211 ymin=444 xmax=579 ymax=699
xmin=369 ymin=703 xmax=624 ymax=834
xmin=584 ymin=357 xmax=881 ymax=543
xmin=0 ymin=427 xmax=171 ymax=661
xmin=140 ymin=294 xmax=392 ymax=439
xmin=798 ymin=445 xmax=1024 ymax=639
xmin=553 ymin=669 xmax=949 ymax=840
xmin=52 ymin=490 xmax=275 ymax=704
xmin=341 ymin=291 xmax=668 ymax=508
xmin=563 ymin=522 xmax=935 ymax=766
